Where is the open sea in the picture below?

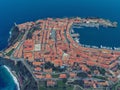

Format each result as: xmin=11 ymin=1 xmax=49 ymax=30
xmin=0 ymin=0 xmax=120 ymax=90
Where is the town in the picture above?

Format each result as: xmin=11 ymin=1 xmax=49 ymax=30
xmin=1 ymin=17 xmax=120 ymax=90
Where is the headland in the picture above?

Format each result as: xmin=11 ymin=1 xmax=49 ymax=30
xmin=0 ymin=17 xmax=120 ymax=90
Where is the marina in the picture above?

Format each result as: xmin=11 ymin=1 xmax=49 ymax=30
xmin=73 ymin=25 xmax=120 ymax=50
xmin=70 ymin=18 xmax=120 ymax=51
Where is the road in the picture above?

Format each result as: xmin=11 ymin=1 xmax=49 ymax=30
xmin=10 ymin=28 xmax=29 ymax=60
xmin=9 ymin=28 xmax=40 ymax=89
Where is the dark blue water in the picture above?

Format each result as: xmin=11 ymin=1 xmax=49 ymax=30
xmin=74 ymin=27 xmax=120 ymax=48
xmin=0 ymin=0 xmax=120 ymax=89
xmin=0 ymin=66 xmax=17 ymax=90
xmin=0 ymin=0 xmax=120 ymax=50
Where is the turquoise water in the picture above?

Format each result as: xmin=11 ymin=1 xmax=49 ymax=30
xmin=0 ymin=0 xmax=120 ymax=89
xmin=0 ymin=66 xmax=17 ymax=90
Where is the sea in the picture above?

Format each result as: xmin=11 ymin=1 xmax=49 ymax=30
xmin=0 ymin=65 xmax=19 ymax=90
xmin=0 ymin=0 xmax=120 ymax=90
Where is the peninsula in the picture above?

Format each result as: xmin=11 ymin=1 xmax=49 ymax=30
xmin=0 ymin=17 xmax=120 ymax=90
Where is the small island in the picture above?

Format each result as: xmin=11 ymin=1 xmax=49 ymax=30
xmin=0 ymin=17 xmax=120 ymax=90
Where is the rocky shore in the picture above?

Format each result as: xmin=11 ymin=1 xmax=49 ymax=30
xmin=0 ymin=57 xmax=38 ymax=90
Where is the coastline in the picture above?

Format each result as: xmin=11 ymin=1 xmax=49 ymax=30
xmin=8 ymin=29 xmax=12 ymax=42
xmin=0 ymin=57 xmax=38 ymax=90
xmin=0 ymin=17 xmax=119 ymax=90
xmin=3 ymin=65 xmax=20 ymax=90
xmin=0 ymin=30 xmax=12 ymax=51
xmin=71 ymin=25 xmax=120 ymax=51
xmin=4 ymin=17 xmax=119 ymax=52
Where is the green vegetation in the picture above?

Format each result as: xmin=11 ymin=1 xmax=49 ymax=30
xmin=8 ymin=26 xmax=25 ymax=49
xmin=52 ymin=74 xmax=59 ymax=78
xmin=58 ymin=80 xmax=65 ymax=87
xmin=73 ymin=80 xmax=84 ymax=88
xmin=87 ymin=65 xmax=106 ymax=75
xmin=9 ymin=26 xmax=20 ymax=45
xmin=39 ymin=80 xmax=74 ymax=90
xmin=66 ymin=86 xmax=74 ymax=90
xmin=44 ymin=62 xmax=66 ymax=72
xmin=17 ymin=32 xmax=24 ymax=41
xmin=77 ymin=72 xmax=88 ymax=78
xmin=16 ymin=61 xmax=38 ymax=90
xmin=6 ymin=48 xmax=14 ymax=56
xmin=0 ymin=58 xmax=38 ymax=90
xmin=39 ymin=86 xmax=46 ymax=90
xmin=93 ymin=76 xmax=107 ymax=80
xmin=26 ymin=27 xmax=38 ymax=39
xmin=98 ymin=67 xmax=106 ymax=75
xmin=112 ymin=81 xmax=120 ymax=90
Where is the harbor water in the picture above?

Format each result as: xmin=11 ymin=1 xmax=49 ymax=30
xmin=0 ymin=0 xmax=120 ymax=89
xmin=0 ymin=0 xmax=120 ymax=50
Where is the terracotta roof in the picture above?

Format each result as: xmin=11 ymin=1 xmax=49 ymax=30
xmin=59 ymin=74 xmax=67 ymax=79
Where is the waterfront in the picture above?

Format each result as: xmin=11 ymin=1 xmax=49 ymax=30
xmin=0 ymin=0 xmax=120 ymax=50
xmin=73 ymin=26 xmax=120 ymax=49
xmin=6 ymin=17 xmax=120 ymax=89
xmin=0 ymin=0 xmax=120 ymax=89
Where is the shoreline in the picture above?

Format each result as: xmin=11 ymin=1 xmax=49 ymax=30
xmin=0 ymin=58 xmax=38 ymax=90
xmin=8 ymin=30 xmax=12 ymax=42
xmin=2 ymin=17 xmax=118 ymax=52
xmin=3 ymin=65 xmax=20 ymax=90
xmin=71 ymin=26 xmax=120 ymax=52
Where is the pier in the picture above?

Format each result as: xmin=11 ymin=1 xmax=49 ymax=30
xmin=72 ymin=23 xmax=99 ymax=28
xmin=71 ymin=33 xmax=80 ymax=38
xmin=72 ymin=18 xmax=117 ymax=28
